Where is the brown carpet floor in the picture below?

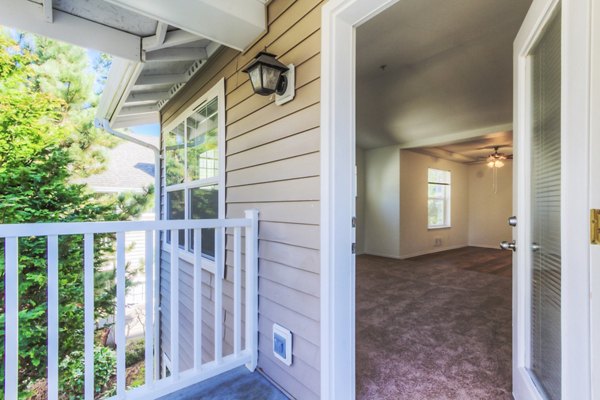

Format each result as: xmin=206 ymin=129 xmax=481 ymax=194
xmin=356 ymin=248 xmax=512 ymax=400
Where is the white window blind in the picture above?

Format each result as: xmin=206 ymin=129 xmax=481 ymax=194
xmin=529 ymin=8 xmax=561 ymax=400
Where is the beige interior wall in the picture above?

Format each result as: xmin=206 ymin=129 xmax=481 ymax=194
xmin=356 ymin=147 xmax=366 ymax=254
xmin=364 ymin=145 xmax=401 ymax=258
xmin=399 ymin=150 xmax=469 ymax=258
xmin=468 ymin=160 xmax=513 ymax=248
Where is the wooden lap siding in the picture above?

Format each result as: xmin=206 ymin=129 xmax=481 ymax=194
xmin=159 ymin=1 xmax=323 ymax=399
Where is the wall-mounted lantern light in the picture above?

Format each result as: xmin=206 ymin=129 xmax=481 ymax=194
xmin=242 ymin=51 xmax=295 ymax=105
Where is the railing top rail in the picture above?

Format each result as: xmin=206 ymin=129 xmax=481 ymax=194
xmin=0 ymin=218 xmax=252 ymax=238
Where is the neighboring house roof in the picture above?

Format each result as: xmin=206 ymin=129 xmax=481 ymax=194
xmin=74 ymin=134 xmax=159 ymax=193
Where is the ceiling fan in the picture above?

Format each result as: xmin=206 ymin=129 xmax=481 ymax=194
xmin=479 ymin=145 xmax=513 ymax=168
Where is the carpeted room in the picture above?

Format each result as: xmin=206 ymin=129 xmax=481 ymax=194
xmin=353 ymin=0 xmax=532 ymax=398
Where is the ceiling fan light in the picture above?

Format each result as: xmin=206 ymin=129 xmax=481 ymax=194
xmin=487 ymin=161 xmax=495 ymax=168
xmin=495 ymin=160 xmax=504 ymax=168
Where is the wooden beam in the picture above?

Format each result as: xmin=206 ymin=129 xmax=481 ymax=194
xmin=141 ymin=29 xmax=201 ymax=50
xmin=135 ymin=74 xmax=187 ymax=87
xmin=103 ymin=0 xmax=266 ymax=51
xmin=0 ymin=0 xmax=141 ymax=61
xmin=119 ymin=104 xmax=159 ymax=116
xmin=144 ymin=47 xmax=208 ymax=62
xmin=42 ymin=0 xmax=53 ymax=23
xmin=126 ymin=91 xmax=169 ymax=104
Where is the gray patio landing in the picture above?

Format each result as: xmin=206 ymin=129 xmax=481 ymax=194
xmin=158 ymin=367 xmax=288 ymax=400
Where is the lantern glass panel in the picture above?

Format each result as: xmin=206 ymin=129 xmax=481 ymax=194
xmin=262 ymin=66 xmax=282 ymax=92
xmin=248 ymin=65 xmax=263 ymax=93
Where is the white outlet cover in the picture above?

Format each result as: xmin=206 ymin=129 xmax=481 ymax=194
xmin=273 ymin=323 xmax=292 ymax=366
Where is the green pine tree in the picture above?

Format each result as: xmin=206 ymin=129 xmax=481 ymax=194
xmin=0 ymin=30 xmax=153 ymax=398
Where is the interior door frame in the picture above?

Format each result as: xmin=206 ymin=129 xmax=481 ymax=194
xmin=321 ymin=0 xmax=594 ymax=399
xmin=513 ymin=0 xmax=593 ymax=398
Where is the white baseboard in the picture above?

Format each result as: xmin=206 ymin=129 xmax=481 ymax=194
xmin=361 ymin=249 xmax=402 ymax=259
xmin=397 ymin=244 xmax=467 ymax=259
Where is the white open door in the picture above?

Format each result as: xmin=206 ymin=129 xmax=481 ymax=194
xmin=512 ymin=0 xmax=592 ymax=399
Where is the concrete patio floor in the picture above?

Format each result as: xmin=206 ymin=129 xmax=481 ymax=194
xmin=158 ymin=367 xmax=288 ymax=400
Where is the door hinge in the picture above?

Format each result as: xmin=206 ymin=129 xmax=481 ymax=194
xmin=591 ymin=209 xmax=600 ymax=245
xmin=351 ymin=243 xmax=356 ymax=254
xmin=352 ymin=217 xmax=356 ymax=228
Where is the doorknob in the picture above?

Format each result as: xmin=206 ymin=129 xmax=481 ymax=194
xmin=500 ymin=240 xmax=516 ymax=251
xmin=508 ymin=216 xmax=517 ymax=227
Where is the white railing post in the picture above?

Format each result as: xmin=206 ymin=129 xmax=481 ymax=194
xmin=47 ymin=236 xmax=59 ymax=400
xmin=116 ymin=232 xmax=127 ymax=397
xmin=170 ymin=231 xmax=180 ymax=379
xmin=5 ymin=237 xmax=19 ymax=399
xmin=84 ymin=234 xmax=95 ymax=400
xmin=193 ymin=229 xmax=203 ymax=370
xmin=233 ymin=227 xmax=242 ymax=356
xmin=244 ymin=209 xmax=259 ymax=371
xmin=214 ymin=227 xmax=223 ymax=364
xmin=153 ymin=229 xmax=161 ymax=380
xmin=144 ymin=230 xmax=154 ymax=388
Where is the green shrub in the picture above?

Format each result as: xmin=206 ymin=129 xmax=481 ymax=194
xmin=125 ymin=339 xmax=145 ymax=366
xmin=59 ymin=347 xmax=116 ymax=399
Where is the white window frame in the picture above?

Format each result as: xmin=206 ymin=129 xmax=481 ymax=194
xmin=161 ymin=78 xmax=226 ymax=274
xmin=427 ymin=168 xmax=451 ymax=229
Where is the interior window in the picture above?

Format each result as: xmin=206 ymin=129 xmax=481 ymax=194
xmin=427 ymin=168 xmax=451 ymax=228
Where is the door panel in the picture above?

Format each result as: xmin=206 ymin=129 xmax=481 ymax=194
xmin=513 ymin=0 xmax=592 ymax=399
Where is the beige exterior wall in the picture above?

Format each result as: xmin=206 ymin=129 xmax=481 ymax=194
xmin=160 ymin=1 xmax=323 ymax=398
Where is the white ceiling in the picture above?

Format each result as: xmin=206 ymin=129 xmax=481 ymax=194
xmin=356 ymin=0 xmax=532 ymax=149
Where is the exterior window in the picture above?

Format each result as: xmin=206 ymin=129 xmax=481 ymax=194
xmin=163 ymin=80 xmax=224 ymax=259
xmin=428 ymin=168 xmax=451 ymax=229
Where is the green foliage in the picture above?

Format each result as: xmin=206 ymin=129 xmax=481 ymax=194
xmin=58 ymin=347 xmax=116 ymax=399
xmin=0 ymin=30 xmax=153 ymax=396
xmin=125 ymin=339 xmax=146 ymax=367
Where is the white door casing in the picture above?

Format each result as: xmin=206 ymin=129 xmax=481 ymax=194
xmin=320 ymin=1 xmax=401 ymax=399
xmin=590 ymin=1 xmax=600 ymax=399
xmin=321 ymin=0 xmax=594 ymax=399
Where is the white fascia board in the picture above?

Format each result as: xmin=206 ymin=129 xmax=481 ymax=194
xmin=0 ymin=0 xmax=141 ymax=61
xmin=112 ymin=113 xmax=160 ymax=129
xmin=103 ymin=0 xmax=266 ymax=51
xmin=96 ymin=58 xmax=144 ymax=126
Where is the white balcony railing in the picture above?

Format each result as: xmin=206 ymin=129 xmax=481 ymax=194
xmin=1 ymin=210 xmax=259 ymax=400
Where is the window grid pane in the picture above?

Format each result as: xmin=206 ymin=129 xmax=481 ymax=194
xmin=166 ymin=190 xmax=185 ymax=246
xmin=165 ymin=124 xmax=186 ymax=186
xmin=188 ymin=185 xmax=218 ymax=258
xmin=187 ymin=98 xmax=219 ymax=182
xmin=427 ymin=168 xmax=451 ymax=228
